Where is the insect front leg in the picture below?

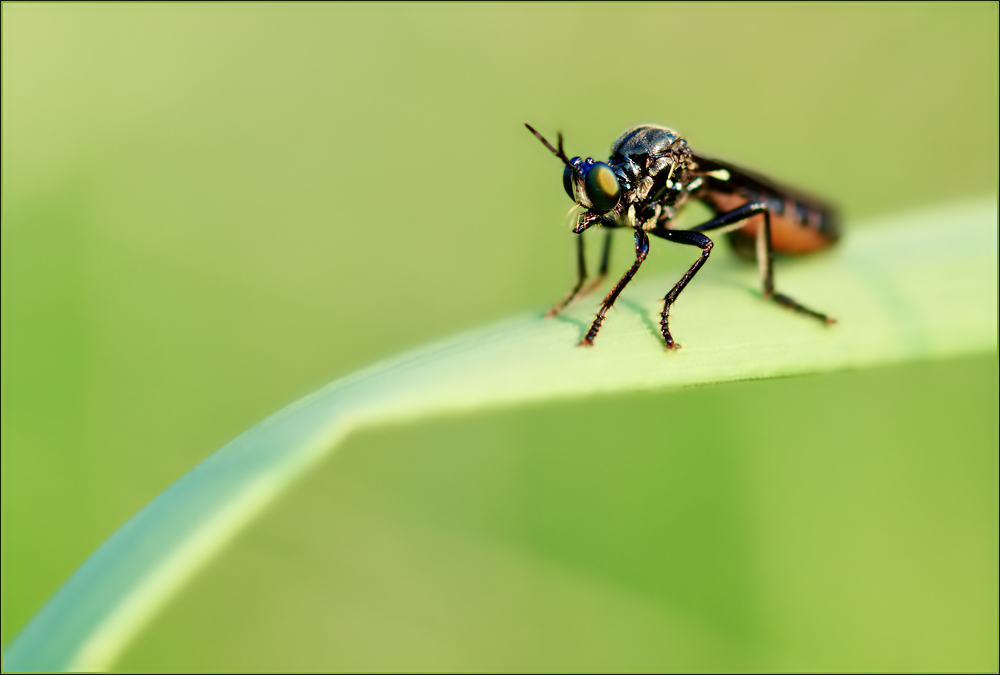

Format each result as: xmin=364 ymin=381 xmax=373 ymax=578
xmin=579 ymin=227 xmax=615 ymax=297
xmin=546 ymin=234 xmax=589 ymax=317
xmin=579 ymin=230 xmax=649 ymax=346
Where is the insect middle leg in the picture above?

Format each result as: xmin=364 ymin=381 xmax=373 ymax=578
xmin=648 ymin=228 xmax=714 ymax=350
xmin=579 ymin=230 xmax=649 ymax=346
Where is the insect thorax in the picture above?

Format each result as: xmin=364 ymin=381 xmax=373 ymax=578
xmin=609 ymin=125 xmax=695 ymax=210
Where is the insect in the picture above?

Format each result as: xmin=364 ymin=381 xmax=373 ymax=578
xmin=526 ymin=123 xmax=839 ymax=349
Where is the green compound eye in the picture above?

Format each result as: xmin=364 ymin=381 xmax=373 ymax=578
xmin=585 ymin=162 xmax=620 ymax=213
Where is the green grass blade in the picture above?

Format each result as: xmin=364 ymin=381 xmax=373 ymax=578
xmin=3 ymin=197 xmax=996 ymax=672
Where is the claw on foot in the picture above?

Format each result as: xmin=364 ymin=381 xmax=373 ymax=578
xmin=578 ymin=338 xmax=595 ymax=347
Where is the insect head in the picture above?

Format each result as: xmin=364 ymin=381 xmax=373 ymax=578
xmin=526 ymin=124 xmax=621 ymax=216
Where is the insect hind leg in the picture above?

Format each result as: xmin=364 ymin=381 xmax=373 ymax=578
xmin=751 ymin=205 xmax=835 ymax=324
xmin=695 ymin=202 xmax=835 ymax=325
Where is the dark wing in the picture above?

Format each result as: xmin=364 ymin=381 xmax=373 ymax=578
xmin=692 ymin=152 xmax=836 ymax=216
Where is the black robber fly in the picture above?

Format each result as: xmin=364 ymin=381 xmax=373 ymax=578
xmin=526 ymin=123 xmax=838 ymax=349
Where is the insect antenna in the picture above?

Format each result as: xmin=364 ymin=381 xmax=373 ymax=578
xmin=525 ymin=123 xmax=579 ymax=175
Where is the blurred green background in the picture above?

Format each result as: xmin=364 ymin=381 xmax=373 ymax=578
xmin=2 ymin=4 xmax=997 ymax=671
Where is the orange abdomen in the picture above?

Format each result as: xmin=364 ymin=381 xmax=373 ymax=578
xmin=704 ymin=192 xmax=836 ymax=255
